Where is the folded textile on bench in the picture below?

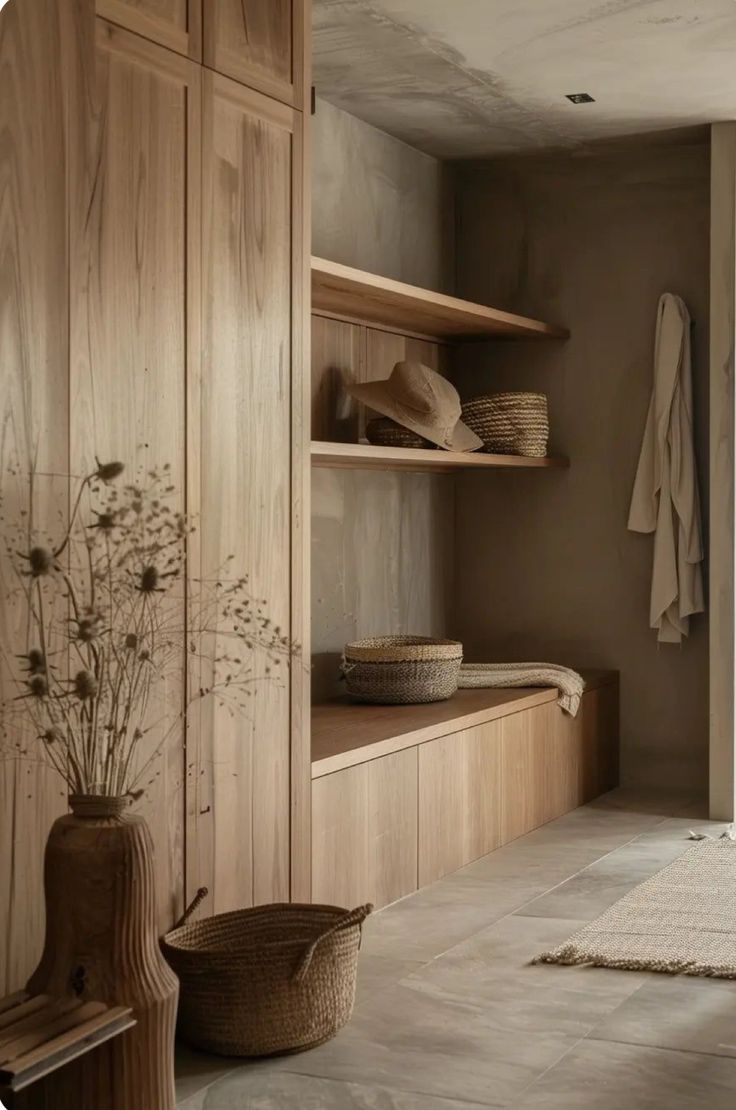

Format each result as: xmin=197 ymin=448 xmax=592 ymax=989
xmin=457 ymin=662 xmax=585 ymax=717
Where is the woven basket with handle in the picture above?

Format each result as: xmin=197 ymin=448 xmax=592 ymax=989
xmin=162 ymin=890 xmax=372 ymax=1057
xmin=461 ymin=392 xmax=549 ymax=457
xmin=342 ymin=635 xmax=463 ymax=704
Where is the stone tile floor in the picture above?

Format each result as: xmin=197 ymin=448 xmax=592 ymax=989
xmin=176 ymin=789 xmax=736 ymax=1108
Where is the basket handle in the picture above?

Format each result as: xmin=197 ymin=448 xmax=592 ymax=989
xmin=293 ymin=903 xmax=373 ymax=984
xmin=172 ymin=886 xmax=209 ymax=931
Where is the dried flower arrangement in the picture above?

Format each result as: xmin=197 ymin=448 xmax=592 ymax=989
xmin=0 ymin=460 xmax=293 ymax=799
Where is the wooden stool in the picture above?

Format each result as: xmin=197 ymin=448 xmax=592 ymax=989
xmin=0 ymin=991 xmax=134 ymax=1099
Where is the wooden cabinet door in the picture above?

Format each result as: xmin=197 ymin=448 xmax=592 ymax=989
xmin=0 ymin=0 xmax=71 ymax=993
xmin=188 ymin=70 xmax=301 ymax=912
xmin=69 ymin=20 xmax=201 ymax=931
xmin=97 ymin=0 xmax=202 ymax=59
xmin=312 ymin=750 xmax=418 ymax=910
xmin=418 ymin=723 xmax=502 ymax=885
xmin=204 ymin=0 xmax=306 ymax=108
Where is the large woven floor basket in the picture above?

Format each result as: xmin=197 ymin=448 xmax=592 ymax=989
xmin=342 ymin=635 xmax=463 ymax=704
xmin=162 ymin=896 xmax=372 ymax=1057
xmin=462 ymin=392 xmax=549 ymax=457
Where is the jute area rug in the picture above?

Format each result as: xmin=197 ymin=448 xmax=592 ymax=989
xmin=535 ymin=839 xmax=736 ymax=979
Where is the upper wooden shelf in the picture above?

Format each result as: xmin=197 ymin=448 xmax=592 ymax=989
xmin=312 ymin=670 xmax=617 ymax=778
xmin=311 ymin=441 xmax=568 ymax=473
xmin=311 ymin=257 xmax=569 ymax=341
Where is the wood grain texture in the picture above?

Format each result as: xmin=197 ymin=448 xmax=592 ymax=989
xmin=68 ymin=18 xmax=199 ymax=933
xmin=312 ymin=256 xmax=570 ymax=340
xmin=312 ymin=686 xmax=564 ymax=777
xmin=311 ymin=684 xmax=619 ymax=907
xmin=95 ymin=0 xmax=201 ymax=59
xmin=499 ymin=706 xmax=547 ymax=844
xmin=204 ymin=0 xmax=303 ymax=108
xmin=311 ymin=316 xmax=365 ymax=443
xmin=0 ymin=0 xmax=70 ymax=995
xmin=0 ymin=998 xmax=134 ymax=1094
xmin=418 ymin=721 xmax=502 ymax=885
xmin=312 ymin=747 xmax=417 ymax=910
xmin=189 ymin=71 xmax=296 ymax=913
xmin=289 ymin=0 xmax=312 ymax=903
xmin=709 ymin=123 xmax=736 ymax=821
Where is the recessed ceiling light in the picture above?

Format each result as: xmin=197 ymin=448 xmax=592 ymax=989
xmin=566 ymin=93 xmax=595 ymax=104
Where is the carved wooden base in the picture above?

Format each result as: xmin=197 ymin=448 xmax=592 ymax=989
xmin=22 ymin=797 xmax=178 ymax=1110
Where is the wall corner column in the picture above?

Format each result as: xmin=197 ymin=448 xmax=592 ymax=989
xmin=709 ymin=121 xmax=736 ymax=820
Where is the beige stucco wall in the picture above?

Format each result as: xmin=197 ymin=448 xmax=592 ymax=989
xmin=312 ymin=97 xmax=454 ymax=291
xmin=311 ymin=99 xmax=456 ymax=698
xmin=451 ymin=136 xmax=710 ymax=794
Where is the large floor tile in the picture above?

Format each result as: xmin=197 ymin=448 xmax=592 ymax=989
xmin=178 ymin=1069 xmax=493 ymax=1109
xmin=518 ymin=834 xmax=692 ymax=921
xmin=361 ymin=873 xmax=546 ymax=962
xmin=355 ymin=952 xmax=428 ymax=1006
xmin=395 ymin=914 xmax=645 ymax=1041
xmin=175 ymin=1044 xmax=237 ymax=1105
xmin=272 ymin=976 xmax=575 ymax=1106
xmin=512 ymin=1038 xmax=736 ymax=1109
xmin=590 ymin=974 xmax=736 ymax=1057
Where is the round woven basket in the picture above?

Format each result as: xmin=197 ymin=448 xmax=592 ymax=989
xmin=366 ymin=416 xmax=436 ymax=450
xmin=162 ymin=894 xmax=373 ymax=1058
xmin=461 ymin=392 xmax=549 ymax=457
xmin=342 ymin=635 xmax=463 ymax=704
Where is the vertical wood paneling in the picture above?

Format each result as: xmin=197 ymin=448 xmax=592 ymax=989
xmin=312 ymin=748 xmax=418 ymax=909
xmin=190 ymin=72 xmax=295 ymax=912
xmin=96 ymin=0 xmax=201 ymax=59
xmin=311 ymin=316 xmax=365 ymax=442
xmin=499 ymin=707 xmax=547 ymax=844
xmin=418 ymin=722 xmax=502 ymax=885
xmin=69 ymin=19 xmax=200 ymax=931
xmin=204 ymin=0 xmax=303 ymax=109
xmin=0 ymin=0 xmax=70 ymax=994
xmin=290 ymin=0 xmax=312 ymax=902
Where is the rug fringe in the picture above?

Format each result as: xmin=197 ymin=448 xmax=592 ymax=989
xmin=533 ymin=943 xmax=736 ymax=980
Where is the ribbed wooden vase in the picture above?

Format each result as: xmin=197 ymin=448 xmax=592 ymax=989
xmin=24 ymin=795 xmax=178 ymax=1110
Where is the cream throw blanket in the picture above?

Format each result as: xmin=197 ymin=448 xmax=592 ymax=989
xmin=458 ymin=663 xmax=585 ymax=717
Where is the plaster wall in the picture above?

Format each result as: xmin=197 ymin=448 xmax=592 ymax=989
xmin=452 ymin=137 xmax=710 ymax=793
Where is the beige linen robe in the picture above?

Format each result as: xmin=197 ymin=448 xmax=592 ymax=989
xmin=628 ymin=293 xmax=704 ymax=643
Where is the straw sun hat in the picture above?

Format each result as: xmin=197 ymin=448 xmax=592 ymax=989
xmin=348 ymin=361 xmax=482 ymax=453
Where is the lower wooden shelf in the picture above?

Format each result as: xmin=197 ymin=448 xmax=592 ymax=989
xmin=311 ymin=672 xmax=619 ymax=909
xmin=311 ymin=440 xmax=569 ymax=473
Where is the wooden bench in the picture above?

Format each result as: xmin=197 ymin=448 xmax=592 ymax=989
xmin=0 ymin=991 xmax=135 ymax=1095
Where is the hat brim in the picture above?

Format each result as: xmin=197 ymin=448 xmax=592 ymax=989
xmin=348 ymin=380 xmax=483 ymax=453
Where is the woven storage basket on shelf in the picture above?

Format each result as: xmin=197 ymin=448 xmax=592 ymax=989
xmin=461 ymin=392 xmax=549 ymax=457
xmin=366 ymin=416 xmax=436 ymax=450
xmin=162 ymin=892 xmax=372 ymax=1058
xmin=342 ymin=635 xmax=463 ymax=705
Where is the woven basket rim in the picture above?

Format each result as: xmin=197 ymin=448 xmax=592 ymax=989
xmin=163 ymin=901 xmax=353 ymax=954
xmin=463 ymin=393 xmax=547 ymax=408
xmin=344 ymin=635 xmax=463 ymax=662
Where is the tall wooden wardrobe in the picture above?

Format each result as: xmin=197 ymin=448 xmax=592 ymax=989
xmin=0 ymin=0 xmax=311 ymax=992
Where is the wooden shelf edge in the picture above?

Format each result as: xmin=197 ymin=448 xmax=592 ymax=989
xmin=312 ymin=257 xmax=569 ymax=341
xmin=311 ymin=441 xmax=569 ymax=473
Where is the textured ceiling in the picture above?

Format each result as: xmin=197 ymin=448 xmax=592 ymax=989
xmin=313 ymin=0 xmax=736 ymax=157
